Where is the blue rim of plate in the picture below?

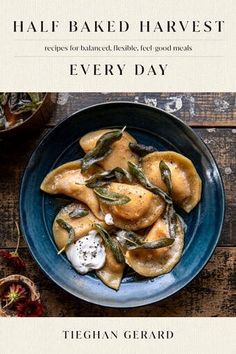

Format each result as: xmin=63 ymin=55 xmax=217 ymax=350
xmin=19 ymin=101 xmax=225 ymax=308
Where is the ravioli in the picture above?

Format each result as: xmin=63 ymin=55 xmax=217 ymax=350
xmin=96 ymin=246 xmax=125 ymax=290
xmin=125 ymin=214 xmax=184 ymax=277
xmin=79 ymin=129 xmax=138 ymax=170
xmin=142 ymin=151 xmax=202 ymax=212
xmin=100 ymin=182 xmax=165 ymax=230
xmin=52 ymin=202 xmax=107 ymax=251
xmin=40 ymin=160 xmax=102 ymax=219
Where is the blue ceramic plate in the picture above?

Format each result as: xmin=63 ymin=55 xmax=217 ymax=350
xmin=20 ymin=102 xmax=225 ymax=308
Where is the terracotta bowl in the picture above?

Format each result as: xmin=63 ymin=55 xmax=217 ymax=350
xmin=0 ymin=274 xmax=40 ymax=317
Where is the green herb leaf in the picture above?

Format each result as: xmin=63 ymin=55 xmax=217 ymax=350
xmin=129 ymin=142 xmax=157 ymax=157
xmin=113 ymin=167 xmax=132 ymax=183
xmin=69 ymin=207 xmax=89 ymax=218
xmin=81 ymin=130 xmax=123 ymax=172
xmin=8 ymin=93 xmax=42 ymax=115
xmin=0 ymin=93 xmax=9 ymax=106
xmin=0 ymin=106 xmax=6 ymax=130
xmin=165 ymin=204 xmax=177 ymax=239
xmin=116 ymin=230 xmax=145 ymax=249
xmin=87 ymin=180 xmax=110 ymax=188
xmin=94 ymin=187 xmax=131 ymax=205
xmin=85 ymin=170 xmax=116 ymax=188
xmin=165 ymin=204 xmax=186 ymax=239
xmin=143 ymin=237 xmax=174 ymax=249
xmin=86 ymin=167 xmax=132 ymax=188
xmin=116 ymin=230 xmax=174 ymax=250
xmin=28 ymin=92 xmax=43 ymax=103
xmin=159 ymin=160 xmax=172 ymax=195
xmin=56 ymin=219 xmax=75 ymax=254
xmin=128 ymin=161 xmax=172 ymax=204
xmin=95 ymin=224 xmax=125 ymax=264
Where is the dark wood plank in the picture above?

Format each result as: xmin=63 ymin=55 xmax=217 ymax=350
xmin=0 ymin=128 xmax=235 ymax=247
xmin=195 ymin=128 xmax=236 ymax=246
xmin=0 ymin=129 xmax=49 ymax=248
xmin=0 ymin=247 xmax=235 ymax=317
xmin=49 ymin=92 xmax=236 ymax=127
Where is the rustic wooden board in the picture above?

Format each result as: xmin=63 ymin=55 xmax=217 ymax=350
xmin=0 ymin=128 xmax=234 ymax=247
xmin=49 ymin=92 xmax=236 ymax=127
xmin=0 ymin=247 xmax=235 ymax=317
xmin=0 ymin=93 xmax=235 ymax=317
xmin=195 ymin=128 xmax=236 ymax=246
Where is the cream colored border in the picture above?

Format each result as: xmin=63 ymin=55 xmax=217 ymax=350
xmin=0 ymin=318 xmax=235 ymax=353
xmin=0 ymin=1 xmax=236 ymax=352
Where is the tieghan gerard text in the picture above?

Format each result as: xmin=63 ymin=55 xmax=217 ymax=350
xmin=62 ymin=330 xmax=174 ymax=340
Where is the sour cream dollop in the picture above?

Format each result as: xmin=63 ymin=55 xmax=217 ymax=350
xmin=66 ymin=230 xmax=106 ymax=274
xmin=104 ymin=213 xmax=114 ymax=225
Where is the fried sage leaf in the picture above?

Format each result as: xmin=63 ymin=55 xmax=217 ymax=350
xmin=8 ymin=93 xmax=35 ymax=115
xmin=95 ymin=224 xmax=125 ymax=264
xmin=128 ymin=161 xmax=172 ymax=204
xmin=113 ymin=167 xmax=132 ymax=183
xmin=69 ymin=207 xmax=89 ymax=218
xmin=81 ymin=129 xmax=123 ymax=172
xmin=28 ymin=92 xmax=43 ymax=103
xmin=0 ymin=93 xmax=9 ymax=106
xmin=129 ymin=142 xmax=157 ymax=157
xmin=159 ymin=160 xmax=172 ymax=195
xmin=56 ymin=219 xmax=75 ymax=254
xmin=116 ymin=230 xmax=174 ymax=250
xmin=159 ymin=162 xmax=185 ymax=239
xmin=94 ymin=187 xmax=131 ymax=205
xmin=86 ymin=167 xmax=132 ymax=188
xmin=165 ymin=203 xmax=186 ymax=239
xmin=86 ymin=170 xmax=115 ymax=188
xmin=165 ymin=204 xmax=177 ymax=239
xmin=0 ymin=106 xmax=6 ymax=130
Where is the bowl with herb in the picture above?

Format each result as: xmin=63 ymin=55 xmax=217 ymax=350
xmin=0 ymin=92 xmax=52 ymax=138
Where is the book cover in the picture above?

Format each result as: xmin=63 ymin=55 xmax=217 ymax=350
xmin=0 ymin=1 xmax=235 ymax=353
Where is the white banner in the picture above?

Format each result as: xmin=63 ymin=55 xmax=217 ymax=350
xmin=0 ymin=317 xmax=235 ymax=354
xmin=0 ymin=0 xmax=235 ymax=91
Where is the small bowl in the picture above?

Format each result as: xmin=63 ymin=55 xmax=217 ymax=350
xmin=0 ymin=93 xmax=54 ymax=139
xmin=0 ymin=274 xmax=40 ymax=317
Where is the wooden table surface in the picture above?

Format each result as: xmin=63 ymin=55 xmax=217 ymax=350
xmin=0 ymin=92 xmax=235 ymax=317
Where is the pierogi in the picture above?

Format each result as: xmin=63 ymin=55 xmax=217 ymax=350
xmin=52 ymin=202 xmax=107 ymax=251
xmin=142 ymin=151 xmax=202 ymax=212
xmin=41 ymin=127 xmax=202 ymax=291
xmin=40 ymin=160 xmax=102 ymax=219
xmin=125 ymin=214 xmax=184 ymax=277
xmin=99 ymin=182 xmax=165 ymax=230
xmin=96 ymin=247 xmax=125 ymax=290
xmin=80 ymin=129 xmax=138 ymax=170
